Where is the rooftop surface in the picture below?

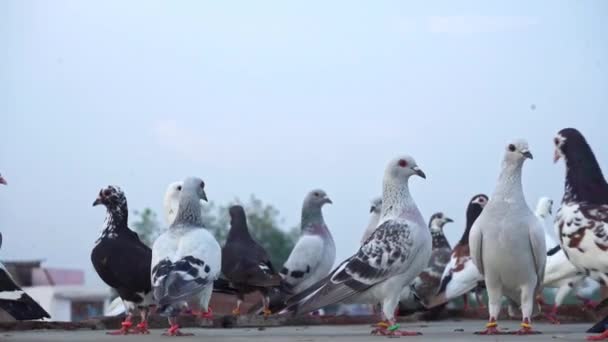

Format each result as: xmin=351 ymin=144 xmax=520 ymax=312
xmin=0 ymin=321 xmax=594 ymax=342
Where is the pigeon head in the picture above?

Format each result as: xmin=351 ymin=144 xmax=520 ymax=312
xmin=181 ymin=177 xmax=208 ymax=202
xmin=459 ymin=194 xmax=488 ymax=244
xmin=303 ymin=189 xmax=332 ymax=209
xmin=503 ymin=139 xmax=533 ymax=164
xmin=428 ymin=212 xmax=453 ymax=232
xmin=369 ymin=197 xmax=382 ymax=214
xmin=385 ymin=155 xmax=426 ymax=182
xmin=470 ymin=194 xmax=488 ymax=209
xmin=0 ymin=173 xmax=6 ymax=186
xmin=163 ymin=181 xmax=183 ymax=225
xmin=229 ymin=205 xmax=247 ymax=223
xmin=92 ymin=185 xmax=126 ymax=208
xmin=553 ymin=128 xmax=607 ymax=203
xmin=535 ymin=197 xmax=553 ymax=217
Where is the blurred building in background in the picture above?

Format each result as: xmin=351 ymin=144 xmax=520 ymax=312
xmin=1 ymin=260 xmax=109 ymax=321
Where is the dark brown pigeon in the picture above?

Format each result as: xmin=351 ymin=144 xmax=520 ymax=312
xmin=221 ymin=205 xmax=282 ymax=317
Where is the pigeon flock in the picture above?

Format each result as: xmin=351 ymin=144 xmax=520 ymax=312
xmin=1 ymin=127 xmax=607 ymax=340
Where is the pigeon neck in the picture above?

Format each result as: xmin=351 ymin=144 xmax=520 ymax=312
xmin=380 ymin=179 xmax=422 ymax=224
xmin=100 ymin=204 xmax=128 ymax=239
xmin=301 ymin=206 xmax=327 ymax=234
xmin=172 ymin=194 xmax=204 ymax=228
xmin=493 ymin=160 xmax=525 ymax=202
xmin=459 ymin=206 xmax=482 ymax=245
xmin=431 ymin=229 xmax=450 ymax=249
xmin=227 ymin=219 xmax=253 ymax=241
xmin=563 ymin=145 xmax=608 ymax=204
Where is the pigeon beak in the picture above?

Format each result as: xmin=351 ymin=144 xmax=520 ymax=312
xmin=553 ymin=148 xmax=561 ymax=163
xmin=0 ymin=177 xmax=6 ymax=186
xmin=412 ymin=166 xmax=426 ymax=179
xmin=521 ymin=150 xmax=533 ymax=160
xmin=201 ymin=190 xmax=208 ymax=202
xmin=92 ymin=197 xmax=102 ymax=207
xmin=324 ymin=197 xmax=333 ymax=205
xmin=369 ymin=206 xmax=375 ymax=213
xmin=445 ymin=217 xmax=454 ymax=223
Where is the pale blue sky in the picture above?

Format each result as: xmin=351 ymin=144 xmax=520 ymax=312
xmin=1 ymin=1 xmax=606 ymax=286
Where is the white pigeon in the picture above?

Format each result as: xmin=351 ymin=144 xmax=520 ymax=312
xmin=151 ymin=177 xmax=221 ymax=336
xmin=163 ymin=181 xmax=182 ymax=226
xmin=283 ymin=155 xmax=431 ymax=336
xmin=279 ymin=189 xmax=335 ymax=295
xmin=360 ymin=197 xmax=382 ymax=244
xmin=470 ymin=139 xmax=546 ymax=335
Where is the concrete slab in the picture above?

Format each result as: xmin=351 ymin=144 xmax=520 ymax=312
xmin=0 ymin=321 xmax=595 ymax=342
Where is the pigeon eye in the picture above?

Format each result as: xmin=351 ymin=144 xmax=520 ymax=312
xmin=398 ymin=159 xmax=408 ymax=168
xmin=554 ymin=137 xmax=559 ymax=146
xmin=314 ymin=192 xmax=320 ymax=197
xmin=177 ymin=185 xmax=182 ymax=191
xmin=508 ymin=144 xmax=516 ymax=152
xmin=200 ymin=182 xmax=205 ymax=189
xmin=103 ymin=189 xmax=112 ymax=196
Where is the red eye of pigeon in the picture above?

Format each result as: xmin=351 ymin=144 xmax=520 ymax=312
xmin=398 ymin=159 xmax=408 ymax=168
xmin=103 ymin=189 xmax=112 ymax=196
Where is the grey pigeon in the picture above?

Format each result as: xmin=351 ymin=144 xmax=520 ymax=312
xmin=552 ymin=128 xmax=608 ymax=338
xmin=470 ymin=139 xmax=546 ymax=335
xmin=151 ymin=177 xmax=221 ymax=336
xmin=279 ymin=189 xmax=335 ymax=294
xmin=221 ymin=205 xmax=281 ymax=317
xmin=282 ymin=155 xmax=431 ymax=336
xmin=360 ymin=197 xmax=382 ymax=244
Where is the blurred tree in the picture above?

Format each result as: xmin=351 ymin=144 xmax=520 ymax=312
xmin=131 ymin=208 xmax=161 ymax=247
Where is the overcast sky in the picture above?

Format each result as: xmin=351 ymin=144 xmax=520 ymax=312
xmin=1 ymin=1 xmax=606 ymax=287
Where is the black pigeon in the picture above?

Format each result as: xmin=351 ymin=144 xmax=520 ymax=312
xmin=221 ymin=205 xmax=282 ymax=317
xmin=553 ymin=128 xmax=608 ymax=339
xmin=92 ymin=186 xmax=153 ymax=335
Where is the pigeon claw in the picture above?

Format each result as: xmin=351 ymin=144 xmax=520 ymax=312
xmin=262 ymin=308 xmax=272 ymax=319
xmin=106 ymin=320 xmax=132 ymax=335
xmin=231 ymin=308 xmax=241 ymax=317
xmin=162 ymin=324 xmax=194 ymax=337
xmin=515 ymin=322 xmax=541 ymax=335
xmin=371 ymin=323 xmax=421 ymax=336
xmin=474 ymin=322 xmax=503 ymax=335
xmin=134 ymin=321 xmax=150 ymax=334
xmin=587 ymin=330 xmax=608 ymax=341
xmin=544 ymin=312 xmax=560 ymax=325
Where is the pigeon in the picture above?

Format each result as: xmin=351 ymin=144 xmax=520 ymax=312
xmin=552 ymin=128 xmax=608 ymax=340
xmin=0 ymin=175 xmax=50 ymax=320
xmin=151 ymin=177 xmax=221 ymax=336
xmin=283 ymin=155 xmax=431 ymax=336
xmin=163 ymin=181 xmax=182 ymax=226
xmin=424 ymin=194 xmax=488 ymax=310
xmin=279 ymin=189 xmax=335 ymax=294
xmin=221 ymin=205 xmax=282 ymax=317
xmin=91 ymin=186 xmax=153 ymax=335
xmin=470 ymin=139 xmax=546 ymax=335
xmin=400 ymin=212 xmax=453 ymax=312
xmin=360 ymin=197 xmax=382 ymax=244
xmin=536 ymin=196 xmax=600 ymax=324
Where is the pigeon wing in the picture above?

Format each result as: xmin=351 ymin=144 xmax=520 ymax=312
xmin=284 ymin=220 xmax=414 ymax=314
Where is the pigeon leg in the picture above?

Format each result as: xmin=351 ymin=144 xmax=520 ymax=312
xmin=462 ymin=294 xmax=469 ymax=311
xmin=475 ymin=291 xmax=486 ymax=310
xmin=162 ymin=317 xmax=194 ymax=337
xmin=107 ymin=314 xmax=133 ymax=335
xmin=232 ymin=299 xmax=242 ymax=316
xmin=578 ymin=295 xmax=599 ymax=310
xmin=262 ymin=296 xmax=272 ymax=318
xmin=516 ymin=287 xmax=541 ymax=334
xmin=200 ymin=307 xmax=213 ymax=320
xmin=475 ymin=287 xmax=504 ymax=335
xmin=134 ymin=308 xmax=150 ymax=334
